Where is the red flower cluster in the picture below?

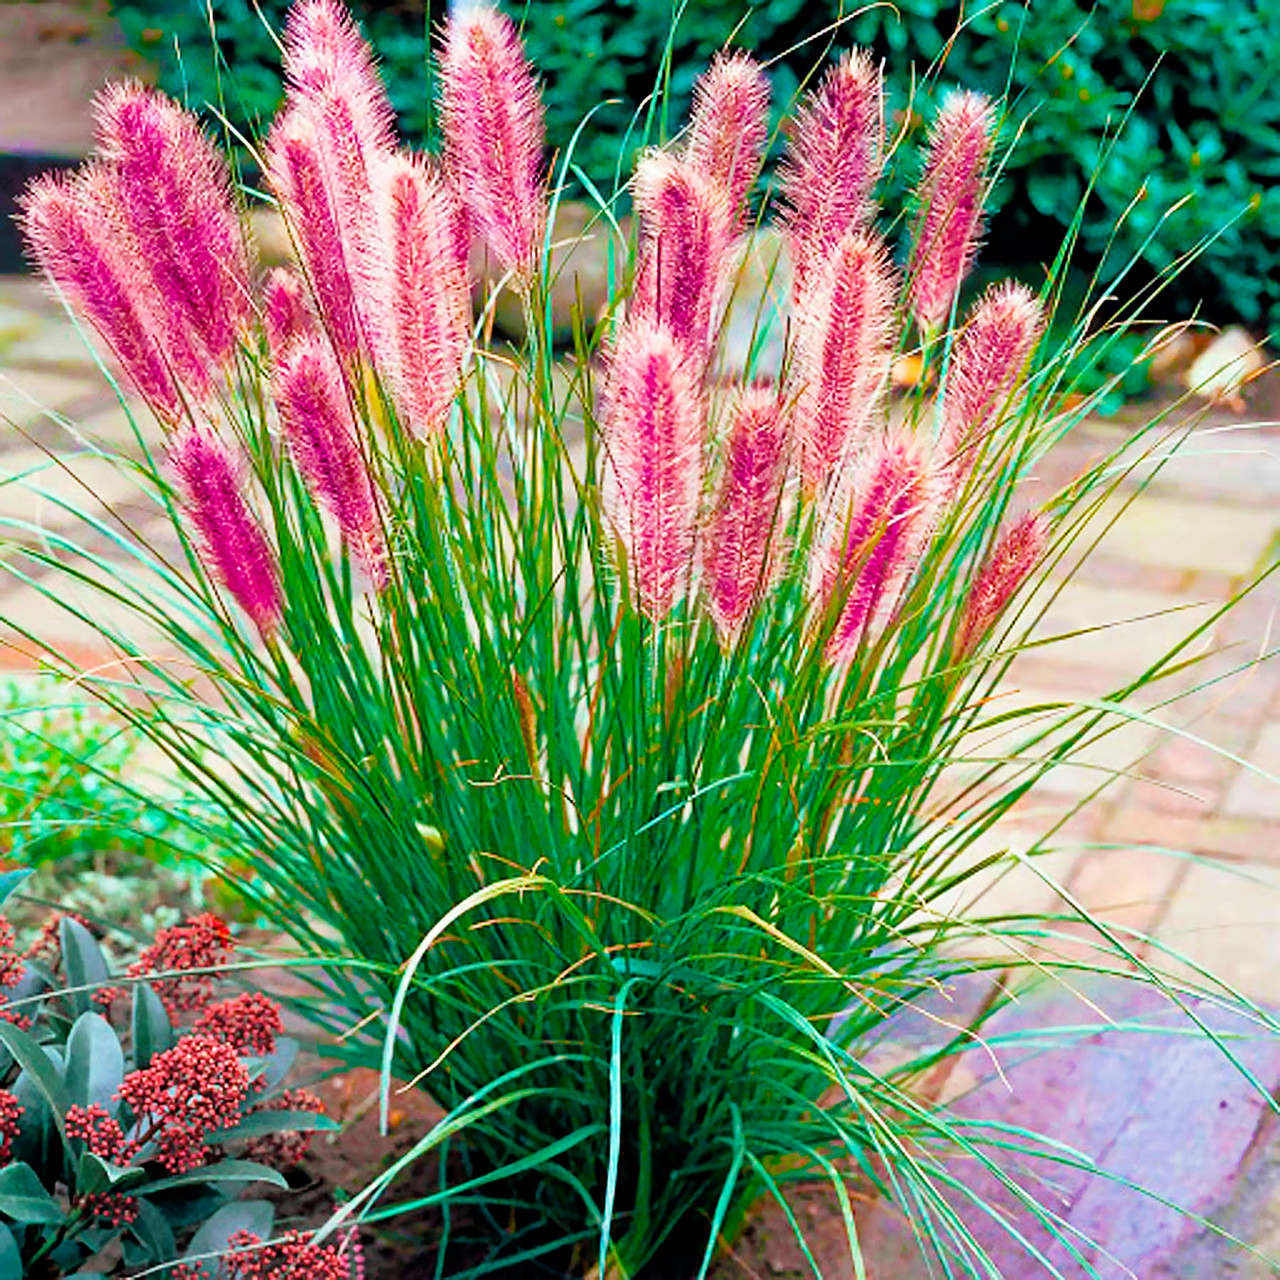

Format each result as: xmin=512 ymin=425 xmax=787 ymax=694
xmin=117 ymin=1036 xmax=249 ymax=1173
xmin=66 ymin=1103 xmax=132 ymax=1162
xmin=0 ymin=1087 xmax=24 ymax=1162
xmin=171 ymin=1228 xmax=363 ymax=1280
xmin=242 ymin=1088 xmax=325 ymax=1167
xmin=0 ymin=917 xmax=30 ymax=1029
xmin=22 ymin=910 xmax=91 ymax=962
xmin=193 ymin=992 xmax=283 ymax=1057
xmin=77 ymin=1189 xmax=139 ymax=1228
xmin=127 ymin=913 xmax=233 ymax=1016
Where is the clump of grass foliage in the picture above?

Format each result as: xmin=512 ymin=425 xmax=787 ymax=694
xmin=8 ymin=1 xmax=1278 ymax=1275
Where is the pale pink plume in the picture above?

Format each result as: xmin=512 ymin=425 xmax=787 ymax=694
xmin=169 ymin=427 xmax=283 ymax=636
xmin=94 ymin=82 xmax=250 ymax=374
xmin=601 ymin=318 xmax=706 ymax=618
xmin=684 ymin=51 xmax=771 ymax=231
xmin=275 ymin=333 xmax=387 ymax=586
xmin=630 ymin=151 xmax=734 ymax=353
xmin=262 ymin=266 xmax=311 ymax=354
xmin=906 ymin=89 xmax=996 ymax=333
xmin=282 ymin=0 xmax=396 ymax=319
xmin=439 ymin=4 xmax=547 ymax=282
xmin=791 ymin=228 xmax=896 ymax=496
xmin=942 ymin=281 xmax=1042 ymax=485
xmin=954 ymin=511 xmax=1047 ymax=659
xmin=20 ymin=170 xmax=183 ymax=422
xmin=369 ymin=155 xmax=471 ymax=439
xmin=700 ymin=384 xmax=789 ymax=641
xmin=812 ymin=431 xmax=936 ymax=665
xmin=779 ymin=49 xmax=884 ymax=304
xmin=266 ymin=111 xmax=364 ymax=363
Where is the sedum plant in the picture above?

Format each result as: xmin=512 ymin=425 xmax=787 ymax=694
xmin=8 ymin=1 xmax=1277 ymax=1274
xmin=0 ymin=877 xmax=349 ymax=1277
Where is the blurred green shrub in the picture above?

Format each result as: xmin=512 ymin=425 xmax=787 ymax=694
xmin=112 ymin=0 xmax=1280 ymax=338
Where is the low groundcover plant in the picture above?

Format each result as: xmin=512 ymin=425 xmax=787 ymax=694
xmin=0 ymin=879 xmax=351 ymax=1276
xmin=7 ymin=0 xmax=1278 ymax=1274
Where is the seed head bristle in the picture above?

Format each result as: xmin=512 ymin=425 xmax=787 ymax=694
xmin=954 ymin=510 xmax=1047 ymax=659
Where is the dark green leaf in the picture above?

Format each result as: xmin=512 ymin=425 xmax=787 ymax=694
xmin=0 ymin=1162 xmax=61 ymax=1224
xmin=248 ymin=1035 xmax=298 ymax=1099
xmin=131 ymin=981 xmax=173 ymax=1069
xmin=141 ymin=1159 xmax=287 ymax=1196
xmin=59 ymin=918 xmax=111 ymax=1018
xmin=65 ymin=1012 xmax=124 ymax=1112
xmin=0 ymin=1022 xmax=69 ymax=1135
xmin=129 ymin=1196 xmax=176 ymax=1265
xmin=0 ymin=870 xmax=31 ymax=910
xmin=75 ymin=1151 xmax=145 ymax=1197
xmin=183 ymin=1199 xmax=274 ymax=1264
xmin=213 ymin=1108 xmax=337 ymax=1143
xmin=0 ymin=1223 xmax=20 ymax=1280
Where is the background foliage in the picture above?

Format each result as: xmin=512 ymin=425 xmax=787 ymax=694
xmin=110 ymin=0 xmax=1280 ymax=343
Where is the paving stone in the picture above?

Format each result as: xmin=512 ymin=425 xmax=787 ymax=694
xmin=0 ymin=445 xmax=150 ymax=532
xmin=1151 ymin=860 xmax=1280 ymax=1002
xmin=1065 ymin=845 xmax=1188 ymax=937
xmin=1222 ymin=721 xmax=1280 ymax=821
xmin=0 ymin=368 xmax=98 ymax=431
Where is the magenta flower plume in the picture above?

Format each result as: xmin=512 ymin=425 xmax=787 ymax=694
xmin=262 ymin=266 xmax=310 ymax=354
xmin=907 ymin=89 xmax=996 ymax=333
xmin=792 ymin=228 xmax=896 ymax=495
xmin=631 ymin=151 xmax=734 ymax=353
xmin=370 ymin=155 xmax=471 ymax=440
xmin=942 ymin=281 xmax=1042 ymax=483
xmin=267 ymin=111 xmax=363 ymax=363
xmin=779 ymin=49 xmax=884 ymax=303
xmin=19 ymin=171 xmax=182 ymax=421
xmin=275 ymin=334 xmax=386 ymax=586
xmin=439 ymin=4 xmax=547 ymax=282
xmin=812 ymin=432 xmax=936 ymax=665
xmin=954 ymin=511 xmax=1046 ymax=659
xmin=169 ymin=427 xmax=283 ymax=636
xmin=94 ymin=82 xmax=250 ymax=375
xmin=700 ymin=384 xmax=790 ymax=641
xmin=601 ymin=318 xmax=706 ymax=617
xmin=683 ymin=51 xmax=771 ymax=230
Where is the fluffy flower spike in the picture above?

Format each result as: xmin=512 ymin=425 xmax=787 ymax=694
xmin=700 ymin=384 xmax=790 ymax=642
xmin=630 ymin=151 xmax=734 ymax=353
xmin=907 ymin=89 xmax=997 ymax=333
xmin=602 ymin=319 xmax=706 ymax=618
xmin=19 ymin=172 xmax=183 ymax=421
xmin=275 ymin=334 xmax=387 ymax=587
xmin=683 ymin=51 xmax=771 ymax=230
xmin=942 ymin=281 xmax=1043 ymax=484
xmin=813 ymin=432 xmax=937 ymax=665
xmin=954 ymin=511 xmax=1046 ymax=659
xmin=780 ymin=49 xmax=884 ymax=303
xmin=267 ymin=111 xmax=365 ymax=364
xmin=263 ymin=266 xmax=311 ymax=354
xmin=439 ymin=4 xmax=547 ymax=281
xmin=94 ymin=82 xmax=250 ymax=374
xmin=792 ymin=228 xmax=897 ymax=495
xmin=369 ymin=154 xmax=471 ymax=440
xmin=169 ymin=432 xmax=284 ymax=637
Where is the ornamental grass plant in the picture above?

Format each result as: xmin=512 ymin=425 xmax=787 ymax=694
xmin=8 ymin=1 xmax=1279 ymax=1275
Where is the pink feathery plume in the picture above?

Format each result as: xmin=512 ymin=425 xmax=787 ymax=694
xmin=601 ymin=318 xmax=706 ymax=618
xmin=267 ymin=111 xmax=363 ymax=363
xmin=954 ymin=511 xmax=1046 ymax=659
xmin=262 ymin=266 xmax=311 ymax=355
xmin=812 ymin=431 xmax=936 ymax=665
xmin=94 ymin=82 xmax=250 ymax=375
xmin=779 ymin=50 xmax=884 ymax=304
xmin=631 ymin=151 xmax=734 ymax=353
xmin=282 ymin=0 xmax=395 ymax=323
xmin=683 ymin=51 xmax=771 ymax=231
xmin=907 ymin=89 xmax=996 ymax=334
xmin=791 ymin=228 xmax=896 ymax=496
xmin=169 ymin=427 xmax=283 ymax=636
xmin=439 ymin=4 xmax=547 ymax=282
xmin=275 ymin=334 xmax=386 ymax=587
xmin=700 ymin=384 xmax=790 ymax=641
xmin=369 ymin=155 xmax=471 ymax=439
xmin=942 ymin=281 xmax=1042 ymax=484
xmin=20 ymin=170 xmax=183 ymax=422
